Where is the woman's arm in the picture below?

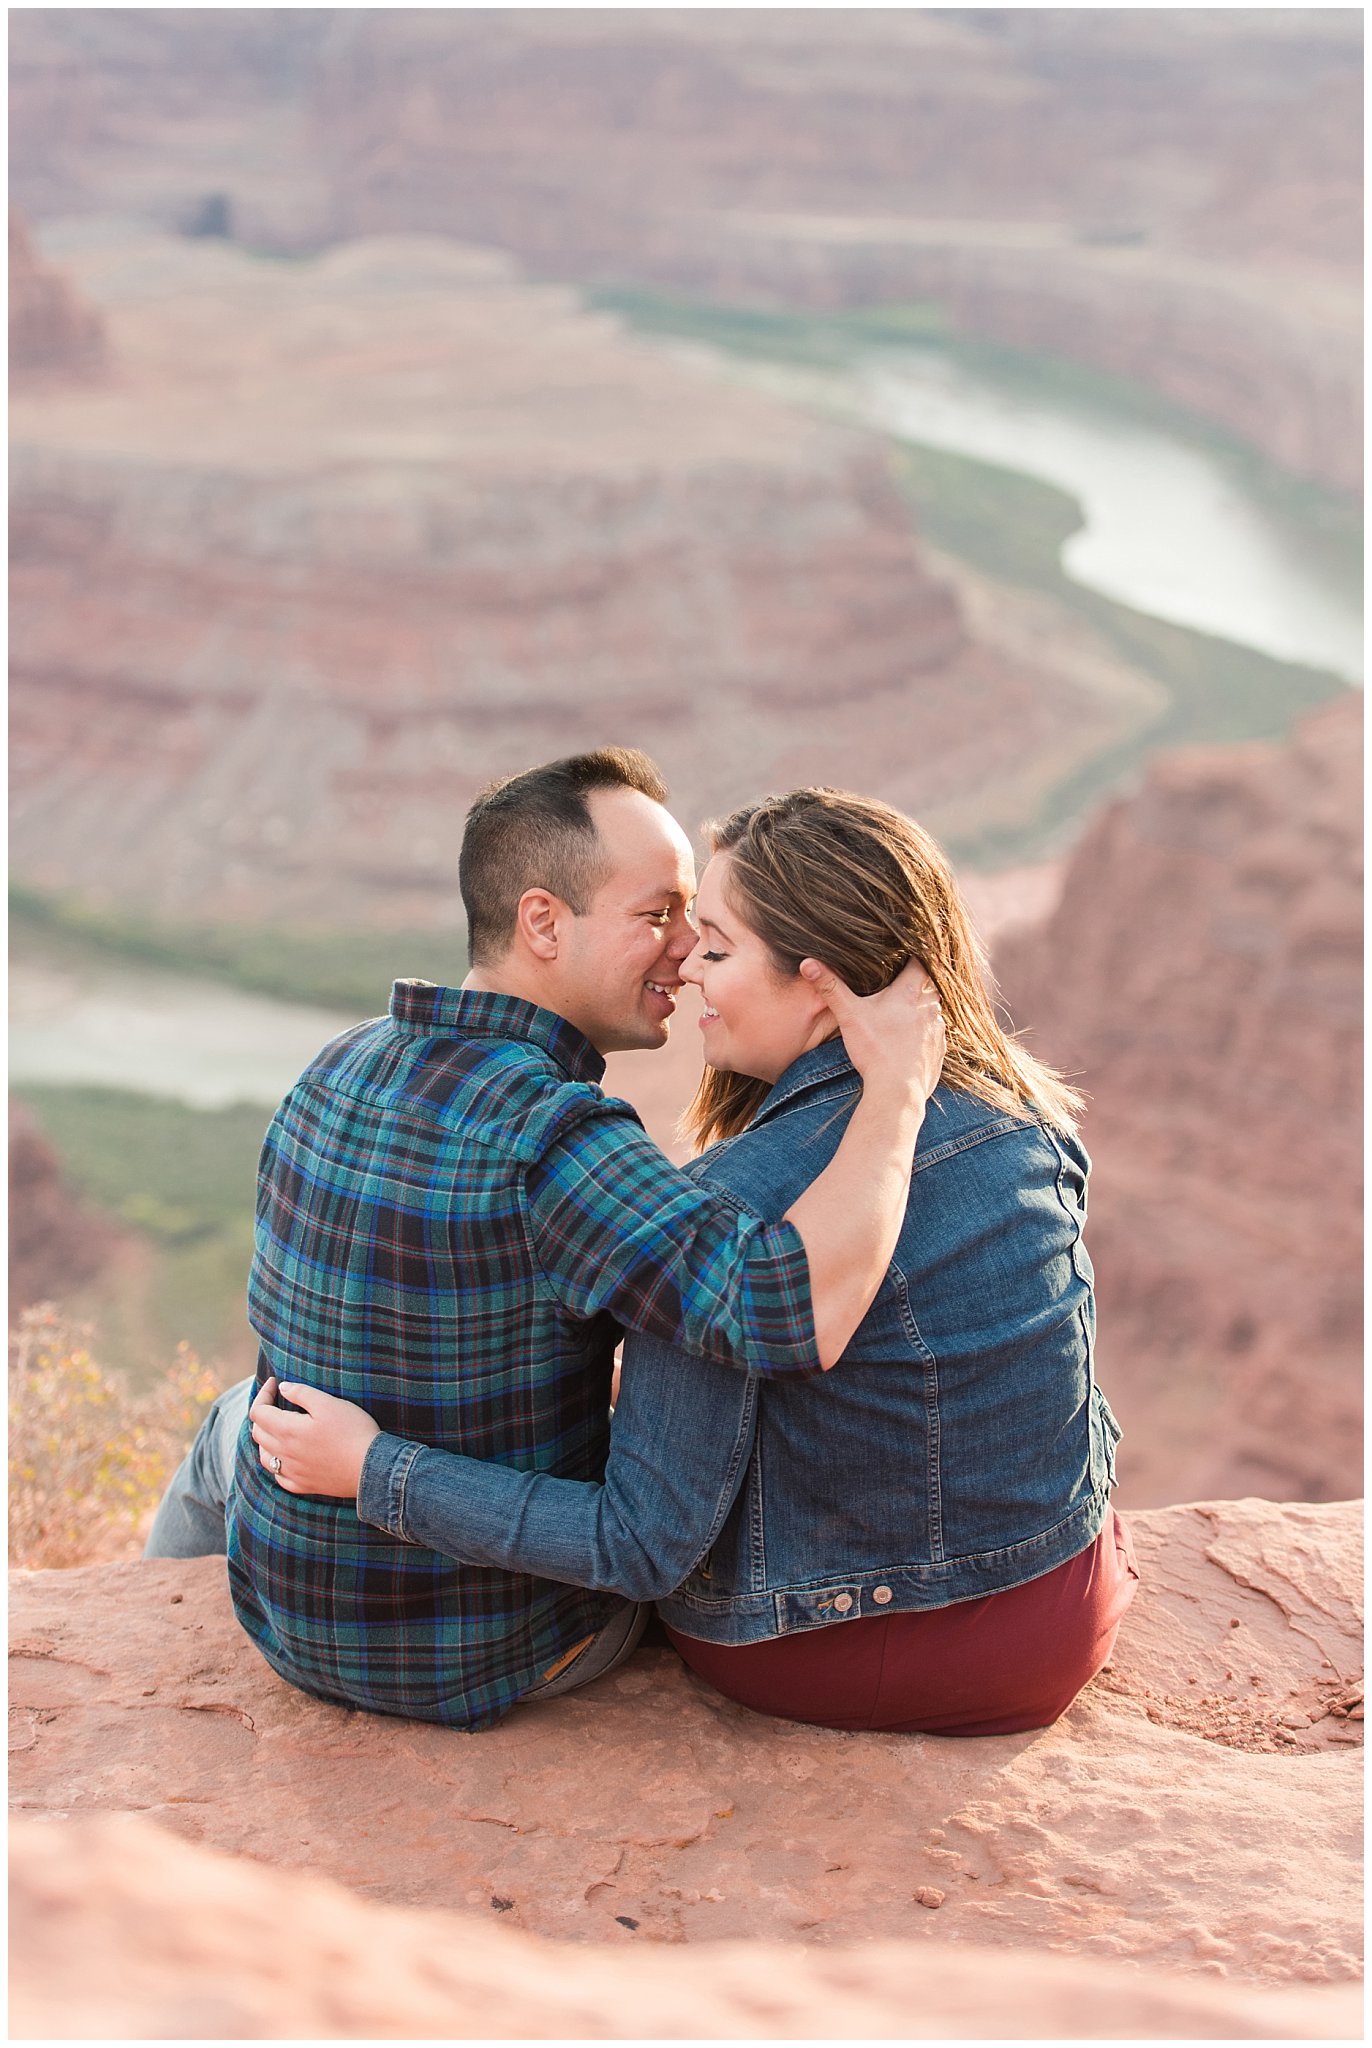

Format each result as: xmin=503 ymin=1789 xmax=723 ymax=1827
xmin=249 ymin=1339 xmax=758 ymax=1603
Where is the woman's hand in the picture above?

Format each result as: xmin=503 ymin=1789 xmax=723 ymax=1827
xmin=801 ymin=955 xmax=946 ymax=1107
xmin=249 ymin=1375 xmax=381 ymax=1500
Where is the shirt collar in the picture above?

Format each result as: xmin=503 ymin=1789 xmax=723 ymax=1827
xmin=749 ymin=1038 xmax=856 ymax=1126
xmin=388 ymin=982 xmax=606 ymax=1085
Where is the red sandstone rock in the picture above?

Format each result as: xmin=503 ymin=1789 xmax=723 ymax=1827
xmin=9 ymin=210 xmax=104 ymax=377
xmin=995 ymin=696 xmax=1362 ymax=1507
xmin=9 ymin=1812 xmax=1363 ymax=2040
xmin=8 ymin=1499 xmax=1362 ymax=1999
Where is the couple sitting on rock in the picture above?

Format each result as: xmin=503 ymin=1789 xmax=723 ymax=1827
xmin=147 ymin=747 xmax=1136 ymax=1733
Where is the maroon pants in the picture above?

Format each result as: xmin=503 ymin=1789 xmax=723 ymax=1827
xmin=665 ymin=1511 xmax=1139 ymax=1736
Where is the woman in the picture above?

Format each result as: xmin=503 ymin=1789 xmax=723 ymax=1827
xmin=254 ymin=789 xmax=1135 ymax=1735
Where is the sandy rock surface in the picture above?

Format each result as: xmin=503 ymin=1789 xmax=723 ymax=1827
xmin=10 ymin=1498 xmax=1361 ymax=2018
xmin=10 ymin=1812 xmax=1363 ymax=2041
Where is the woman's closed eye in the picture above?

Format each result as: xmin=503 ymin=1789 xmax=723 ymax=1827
xmin=700 ymin=950 xmax=727 ymax=962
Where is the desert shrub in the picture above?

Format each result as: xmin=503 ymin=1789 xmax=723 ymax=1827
xmin=9 ymin=1305 xmax=218 ymax=1567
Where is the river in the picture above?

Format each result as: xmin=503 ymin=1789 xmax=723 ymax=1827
xmin=745 ymin=349 xmax=1363 ymax=684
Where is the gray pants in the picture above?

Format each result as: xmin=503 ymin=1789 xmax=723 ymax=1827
xmin=142 ymin=1374 xmax=649 ymax=1699
xmin=143 ymin=1375 xmax=252 ymax=1559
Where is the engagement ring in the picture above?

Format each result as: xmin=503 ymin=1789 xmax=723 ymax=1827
xmin=270 ymin=1454 xmax=283 ymax=1475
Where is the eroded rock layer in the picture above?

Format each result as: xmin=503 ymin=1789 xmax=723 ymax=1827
xmin=9 ymin=11 xmax=1361 ymax=487
xmin=9 ymin=227 xmax=1146 ymax=927
xmin=996 ymin=695 xmax=1363 ymax=1508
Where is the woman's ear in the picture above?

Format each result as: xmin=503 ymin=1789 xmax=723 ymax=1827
xmin=796 ymin=958 xmax=843 ymax=1040
xmin=514 ymin=888 xmax=563 ymax=961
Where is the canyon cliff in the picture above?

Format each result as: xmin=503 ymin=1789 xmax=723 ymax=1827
xmin=10 ymin=224 xmax=1152 ymax=929
xmin=995 ymin=694 xmax=1362 ymax=1509
xmin=8 ymin=10 xmax=1361 ymax=489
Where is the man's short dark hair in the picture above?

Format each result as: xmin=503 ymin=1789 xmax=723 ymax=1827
xmin=460 ymin=747 xmax=670 ymax=965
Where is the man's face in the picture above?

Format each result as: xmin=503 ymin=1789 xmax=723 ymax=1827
xmin=556 ymin=787 xmax=698 ymax=1054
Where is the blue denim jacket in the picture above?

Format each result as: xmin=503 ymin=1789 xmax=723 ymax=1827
xmin=358 ymin=1042 xmax=1120 ymax=1643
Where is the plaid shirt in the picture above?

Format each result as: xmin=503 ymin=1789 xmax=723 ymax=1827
xmin=226 ymin=982 xmax=818 ymax=1730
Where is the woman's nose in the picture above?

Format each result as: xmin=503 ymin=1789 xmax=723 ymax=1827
xmin=678 ymin=939 xmax=705 ymax=984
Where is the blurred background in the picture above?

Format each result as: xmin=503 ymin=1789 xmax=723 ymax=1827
xmin=9 ymin=8 xmax=1361 ymax=1551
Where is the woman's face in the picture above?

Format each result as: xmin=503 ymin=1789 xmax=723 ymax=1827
xmin=680 ymin=853 xmax=835 ymax=1084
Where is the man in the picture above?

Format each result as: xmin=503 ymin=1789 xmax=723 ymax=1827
xmin=147 ymin=748 xmax=942 ymax=1729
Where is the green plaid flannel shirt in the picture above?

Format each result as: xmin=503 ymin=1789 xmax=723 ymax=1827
xmin=226 ymin=983 xmax=819 ymax=1729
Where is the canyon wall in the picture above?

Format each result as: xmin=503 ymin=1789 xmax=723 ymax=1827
xmin=996 ymin=693 xmax=1362 ymax=1508
xmin=8 ymin=10 xmax=1361 ymax=490
xmin=9 ymin=225 xmax=1151 ymax=929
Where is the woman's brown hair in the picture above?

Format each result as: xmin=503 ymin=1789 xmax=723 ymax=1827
xmin=684 ymin=788 xmax=1083 ymax=1148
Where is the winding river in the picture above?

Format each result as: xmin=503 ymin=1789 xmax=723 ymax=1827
xmin=747 ymin=348 xmax=1363 ymax=684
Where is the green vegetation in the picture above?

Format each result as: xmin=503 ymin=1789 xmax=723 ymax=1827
xmin=590 ymin=286 xmax=954 ymax=366
xmin=889 ymin=440 xmax=1082 ymax=591
xmin=13 ymin=1085 xmax=269 ymax=1387
xmin=9 ymin=886 xmax=462 ymax=1017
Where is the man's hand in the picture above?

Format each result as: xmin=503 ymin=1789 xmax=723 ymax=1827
xmin=249 ymin=1375 xmax=380 ymax=1500
xmin=800 ymin=954 xmax=945 ymax=1105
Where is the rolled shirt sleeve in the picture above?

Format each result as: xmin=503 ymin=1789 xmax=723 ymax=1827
xmin=357 ymin=1330 xmax=759 ymax=1603
xmin=523 ymin=1104 xmax=821 ymax=1378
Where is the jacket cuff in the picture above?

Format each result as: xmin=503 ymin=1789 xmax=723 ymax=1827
xmin=357 ymin=1432 xmax=425 ymax=1541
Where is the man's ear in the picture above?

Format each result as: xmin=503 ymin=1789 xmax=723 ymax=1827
xmin=514 ymin=888 xmax=565 ymax=961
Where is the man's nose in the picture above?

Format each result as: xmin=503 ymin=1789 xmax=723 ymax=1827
xmin=665 ymin=914 xmax=698 ymax=965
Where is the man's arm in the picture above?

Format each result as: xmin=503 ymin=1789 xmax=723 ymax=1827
xmin=529 ymin=959 xmax=944 ymax=1374
xmin=250 ymin=1333 xmax=758 ymax=1603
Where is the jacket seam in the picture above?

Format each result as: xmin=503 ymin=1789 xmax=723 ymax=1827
xmin=911 ymin=1118 xmax=1026 ymax=1174
xmin=698 ymin=1375 xmax=762 ymax=1569
xmin=748 ymin=1433 xmax=768 ymax=1592
xmin=389 ymin=1440 xmax=426 ymax=1542
xmin=888 ymin=1264 xmax=944 ymax=1562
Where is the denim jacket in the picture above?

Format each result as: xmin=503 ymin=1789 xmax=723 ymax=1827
xmin=358 ymin=1042 xmax=1120 ymax=1644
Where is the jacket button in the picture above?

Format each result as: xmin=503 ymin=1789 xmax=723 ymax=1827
xmin=832 ymin=1592 xmax=854 ymax=1614
xmin=872 ymin=1585 xmax=893 ymax=1605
